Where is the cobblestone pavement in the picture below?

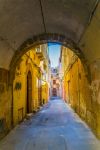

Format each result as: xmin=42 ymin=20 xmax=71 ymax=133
xmin=0 ymin=97 xmax=100 ymax=150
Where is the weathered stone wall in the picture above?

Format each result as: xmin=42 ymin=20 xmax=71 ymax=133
xmin=0 ymin=68 xmax=12 ymax=139
xmin=61 ymin=45 xmax=100 ymax=138
xmin=13 ymin=50 xmax=41 ymax=125
xmin=79 ymin=2 xmax=100 ymax=138
xmin=89 ymin=60 xmax=100 ymax=138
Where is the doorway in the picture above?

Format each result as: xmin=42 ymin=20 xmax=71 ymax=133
xmin=27 ymin=71 xmax=32 ymax=113
xmin=38 ymin=79 xmax=42 ymax=106
xmin=52 ymin=88 xmax=57 ymax=96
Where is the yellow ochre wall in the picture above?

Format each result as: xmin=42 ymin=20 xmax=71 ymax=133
xmin=13 ymin=48 xmax=49 ymax=126
xmin=61 ymin=46 xmax=99 ymax=138
xmin=41 ymin=82 xmax=49 ymax=104
xmin=79 ymin=3 xmax=100 ymax=138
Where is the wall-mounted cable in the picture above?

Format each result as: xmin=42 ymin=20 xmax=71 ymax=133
xmin=39 ymin=0 xmax=47 ymax=33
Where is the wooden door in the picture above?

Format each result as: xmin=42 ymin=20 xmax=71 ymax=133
xmin=27 ymin=71 xmax=32 ymax=113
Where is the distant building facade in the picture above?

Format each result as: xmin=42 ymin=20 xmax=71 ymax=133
xmin=51 ymin=67 xmax=60 ymax=97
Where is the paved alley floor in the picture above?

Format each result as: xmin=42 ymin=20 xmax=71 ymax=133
xmin=0 ymin=98 xmax=100 ymax=150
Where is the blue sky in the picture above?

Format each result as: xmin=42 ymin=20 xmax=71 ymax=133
xmin=48 ymin=43 xmax=61 ymax=67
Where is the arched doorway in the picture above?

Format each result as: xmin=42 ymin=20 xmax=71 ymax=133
xmin=52 ymin=88 xmax=57 ymax=96
xmin=27 ymin=71 xmax=32 ymax=113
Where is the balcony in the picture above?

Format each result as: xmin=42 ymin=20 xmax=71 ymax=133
xmin=36 ymin=47 xmax=44 ymax=60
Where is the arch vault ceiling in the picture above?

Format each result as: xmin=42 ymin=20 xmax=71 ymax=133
xmin=0 ymin=0 xmax=99 ymax=69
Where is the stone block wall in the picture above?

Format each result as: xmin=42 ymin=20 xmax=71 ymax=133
xmin=0 ymin=68 xmax=12 ymax=139
xmin=62 ymin=49 xmax=100 ymax=138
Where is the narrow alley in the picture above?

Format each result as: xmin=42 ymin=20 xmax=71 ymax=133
xmin=0 ymin=98 xmax=99 ymax=150
xmin=0 ymin=0 xmax=100 ymax=149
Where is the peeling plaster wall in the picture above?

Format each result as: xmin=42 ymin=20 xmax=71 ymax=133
xmin=0 ymin=69 xmax=12 ymax=138
xmin=79 ymin=2 xmax=100 ymax=138
xmin=61 ymin=46 xmax=100 ymax=138
xmin=90 ymin=60 xmax=100 ymax=138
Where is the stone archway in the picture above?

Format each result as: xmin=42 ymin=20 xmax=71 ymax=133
xmin=9 ymin=33 xmax=90 ymax=84
xmin=8 ymin=32 xmax=92 ymax=131
xmin=0 ymin=32 xmax=99 ymax=138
